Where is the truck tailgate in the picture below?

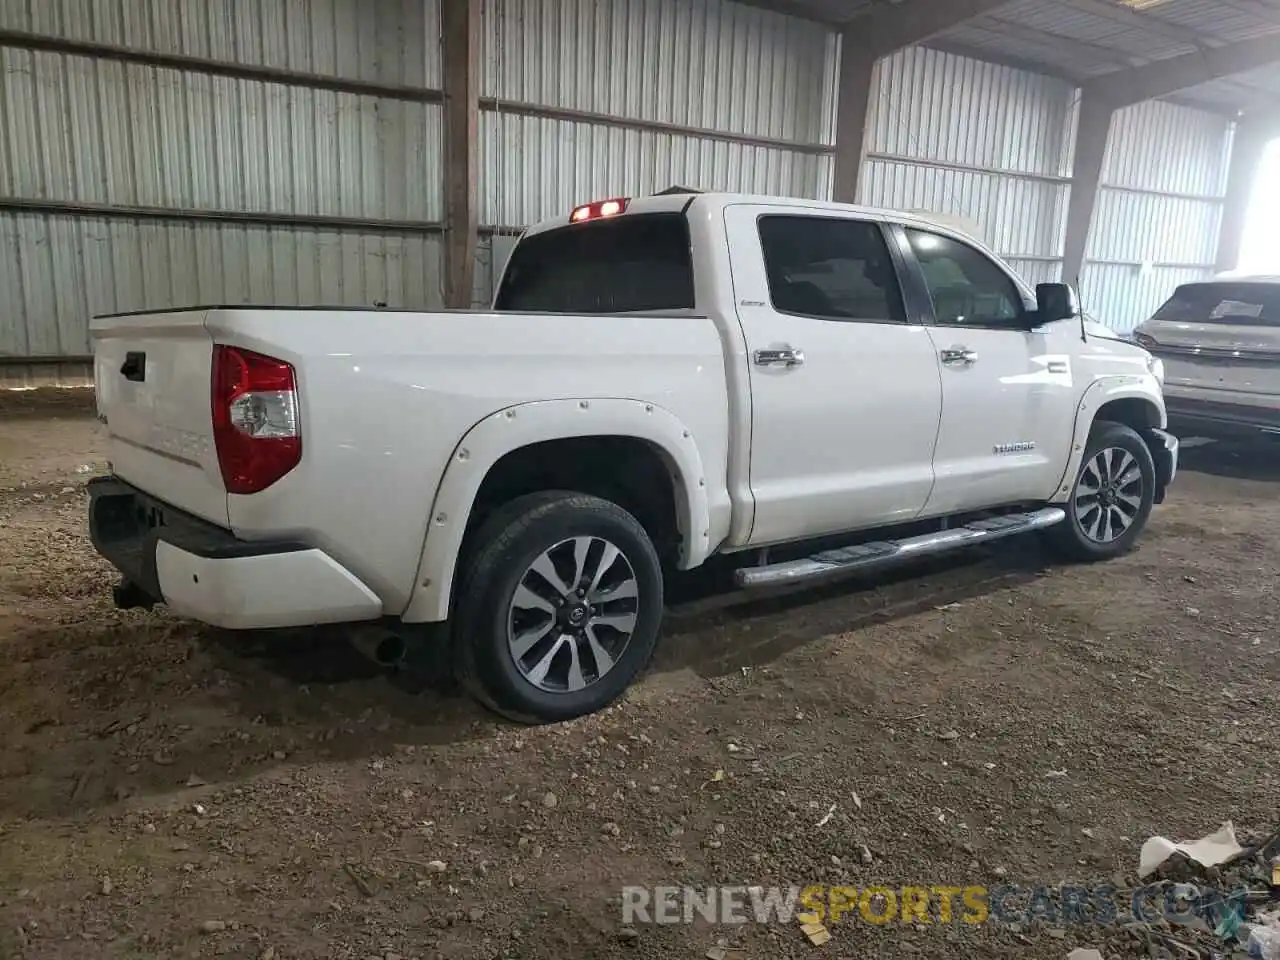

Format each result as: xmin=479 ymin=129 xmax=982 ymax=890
xmin=91 ymin=310 xmax=228 ymax=526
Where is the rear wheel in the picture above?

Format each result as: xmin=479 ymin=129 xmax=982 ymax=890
xmin=453 ymin=492 xmax=664 ymax=724
xmin=1044 ymin=420 xmax=1156 ymax=561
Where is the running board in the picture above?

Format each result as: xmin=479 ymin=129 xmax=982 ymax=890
xmin=734 ymin=507 xmax=1066 ymax=590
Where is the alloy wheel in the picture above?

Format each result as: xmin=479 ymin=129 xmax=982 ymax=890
xmin=1073 ymin=446 xmax=1144 ymax=544
xmin=506 ymin=536 xmax=640 ymax=693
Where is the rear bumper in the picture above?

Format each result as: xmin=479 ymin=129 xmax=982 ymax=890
xmin=1164 ymin=396 xmax=1280 ymax=439
xmin=1144 ymin=428 xmax=1178 ymax=505
xmin=88 ymin=477 xmax=382 ymax=630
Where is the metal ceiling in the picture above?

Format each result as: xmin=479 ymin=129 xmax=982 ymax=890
xmin=742 ymin=0 xmax=1280 ymax=114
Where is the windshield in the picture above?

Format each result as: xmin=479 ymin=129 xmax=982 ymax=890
xmin=1151 ymin=282 xmax=1280 ymax=325
xmin=495 ymin=213 xmax=695 ymax=313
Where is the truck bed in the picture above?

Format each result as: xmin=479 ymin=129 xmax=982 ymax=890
xmin=90 ymin=306 xmax=731 ymax=616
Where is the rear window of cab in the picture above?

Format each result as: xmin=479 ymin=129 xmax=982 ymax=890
xmin=495 ymin=214 xmax=694 ymax=313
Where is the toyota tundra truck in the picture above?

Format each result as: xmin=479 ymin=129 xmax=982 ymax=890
xmin=88 ymin=191 xmax=1178 ymax=724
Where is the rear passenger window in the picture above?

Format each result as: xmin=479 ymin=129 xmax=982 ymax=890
xmin=757 ymin=216 xmax=905 ymax=322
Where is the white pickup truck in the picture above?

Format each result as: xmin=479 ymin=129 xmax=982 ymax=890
xmin=88 ymin=191 xmax=1177 ymax=724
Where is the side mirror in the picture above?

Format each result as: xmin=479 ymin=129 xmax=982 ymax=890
xmin=1035 ymin=282 xmax=1081 ymax=325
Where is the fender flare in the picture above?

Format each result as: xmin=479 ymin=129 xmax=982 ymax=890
xmin=399 ymin=398 xmax=715 ymax=623
xmin=1048 ymin=376 xmax=1166 ymax=504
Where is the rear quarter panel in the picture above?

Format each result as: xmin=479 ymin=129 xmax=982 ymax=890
xmin=206 ymin=309 xmax=729 ymax=614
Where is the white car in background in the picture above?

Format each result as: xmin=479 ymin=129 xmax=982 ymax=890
xmin=1134 ymin=275 xmax=1280 ymax=440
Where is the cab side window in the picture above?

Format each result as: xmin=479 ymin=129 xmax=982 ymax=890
xmin=758 ymin=216 xmax=906 ymax=323
xmin=904 ymin=228 xmax=1025 ymax=328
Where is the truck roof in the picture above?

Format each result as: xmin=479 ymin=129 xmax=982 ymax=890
xmin=520 ymin=192 xmax=985 ymax=246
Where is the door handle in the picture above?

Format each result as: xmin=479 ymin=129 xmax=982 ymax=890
xmin=940 ymin=347 xmax=978 ymax=366
xmin=754 ymin=347 xmax=805 ymax=368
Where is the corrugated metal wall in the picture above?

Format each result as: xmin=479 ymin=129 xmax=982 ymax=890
xmin=0 ymin=0 xmax=443 ymax=81
xmin=478 ymin=0 xmax=837 ymax=227
xmin=1079 ymin=99 xmax=1232 ymax=333
xmin=0 ymin=0 xmax=1238 ymax=361
xmin=2 ymin=0 xmax=839 ymax=362
xmin=0 ymin=0 xmax=446 ymax=365
xmin=858 ymin=48 xmax=1232 ymax=333
xmin=859 ymin=46 xmax=1075 ymax=288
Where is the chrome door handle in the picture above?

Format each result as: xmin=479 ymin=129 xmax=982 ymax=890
xmin=754 ymin=347 xmax=805 ymax=368
xmin=940 ymin=347 xmax=978 ymax=365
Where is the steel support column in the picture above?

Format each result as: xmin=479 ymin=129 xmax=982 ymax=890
xmin=833 ymin=43 xmax=876 ymax=204
xmin=1062 ymin=94 xmax=1116 ymax=286
xmin=442 ymin=0 xmax=480 ymax=310
xmin=829 ymin=0 xmax=1015 ymax=205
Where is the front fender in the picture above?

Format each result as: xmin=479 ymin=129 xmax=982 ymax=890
xmin=1049 ymin=375 xmax=1167 ymax=504
xmin=399 ymin=398 xmax=718 ymax=624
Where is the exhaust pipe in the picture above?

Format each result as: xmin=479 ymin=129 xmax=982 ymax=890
xmin=349 ymin=626 xmax=408 ymax=668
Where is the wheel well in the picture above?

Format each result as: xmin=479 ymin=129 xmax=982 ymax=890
xmin=1095 ymin=398 xmax=1161 ymax=433
xmin=463 ymin=436 xmax=684 ymax=569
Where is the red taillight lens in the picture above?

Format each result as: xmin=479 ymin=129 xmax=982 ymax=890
xmin=212 ymin=345 xmax=301 ymax=494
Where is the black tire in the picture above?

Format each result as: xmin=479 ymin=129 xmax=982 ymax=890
xmin=1043 ymin=420 xmax=1156 ymax=562
xmin=453 ymin=491 xmax=664 ymax=724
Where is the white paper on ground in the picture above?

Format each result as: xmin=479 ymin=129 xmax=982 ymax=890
xmin=1137 ymin=821 xmax=1246 ymax=879
xmin=1067 ymin=950 xmax=1104 ymax=960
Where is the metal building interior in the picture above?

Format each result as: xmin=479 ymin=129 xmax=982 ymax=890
xmin=2 ymin=0 xmax=1279 ymax=385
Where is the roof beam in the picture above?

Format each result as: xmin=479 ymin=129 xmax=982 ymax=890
xmin=1062 ymin=93 xmax=1115 ymax=285
xmin=1217 ymin=0 xmax=1280 ymax=26
xmin=1083 ymin=32 xmax=1280 ymax=107
xmin=843 ymin=0 xmax=1017 ymax=58
xmin=926 ymin=39 xmax=1086 ymax=82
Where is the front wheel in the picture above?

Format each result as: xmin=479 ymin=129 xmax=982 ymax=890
xmin=1043 ymin=420 xmax=1156 ymax=562
xmin=453 ymin=492 xmax=664 ymax=724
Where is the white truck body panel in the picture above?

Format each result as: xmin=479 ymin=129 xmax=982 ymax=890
xmin=155 ymin=540 xmax=383 ymax=629
xmin=720 ymin=202 xmax=944 ymax=543
xmin=92 ymin=307 xmax=729 ymax=616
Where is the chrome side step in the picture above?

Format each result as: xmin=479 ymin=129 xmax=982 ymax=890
xmin=734 ymin=507 xmax=1066 ymax=590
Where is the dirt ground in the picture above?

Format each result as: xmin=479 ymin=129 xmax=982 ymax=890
xmin=0 ymin=389 xmax=1276 ymax=960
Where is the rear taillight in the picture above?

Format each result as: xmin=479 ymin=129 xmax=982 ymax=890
xmin=212 ymin=345 xmax=301 ymax=494
xmin=569 ymin=197 xmax=630 ymax=223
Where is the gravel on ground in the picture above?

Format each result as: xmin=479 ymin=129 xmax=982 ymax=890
xmin=1 ymin=389 xmax=1276 ymax=960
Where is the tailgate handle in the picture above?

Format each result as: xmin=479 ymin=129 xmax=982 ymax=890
xmin=120 ymin=352 xmax=146 ymax=382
